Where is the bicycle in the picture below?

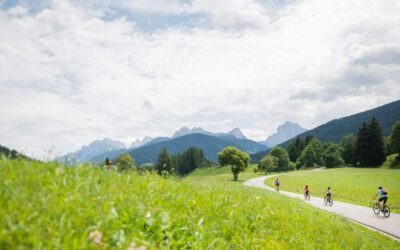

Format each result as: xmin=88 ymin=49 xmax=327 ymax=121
xmin=304 ymin=192 xmax=310 ymax=201
xmin=275 ymin=185 xmax=280 ymax=192
xmin=324 ymin=194 xmax=333 ymax=206
xmin=372 ymin=200 xmax=390 ymax=217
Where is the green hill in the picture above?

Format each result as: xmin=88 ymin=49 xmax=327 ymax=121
xmin=1 ymin=159 xmax=398 ymax=249
xmin=282 ymin=99 xmax=400 ymax=146
xmin=250 ymin=100 xmax=400 ymax=163
xmin=0 ymin=144 xmax=29 ymax=160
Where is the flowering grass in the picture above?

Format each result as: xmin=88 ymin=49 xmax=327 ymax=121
xmin=265 ymin=167 xmax=400 ymax=213
xmin=1 ymin=159 xmax=399 ymax=249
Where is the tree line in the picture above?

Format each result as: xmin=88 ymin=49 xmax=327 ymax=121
xmin=258 ymin=118 xmax=400 ymax=173
xmin=104 ymin=146 xmax=208 ymax=177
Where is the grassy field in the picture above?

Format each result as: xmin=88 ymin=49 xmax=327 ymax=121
xmin=1 ymin=160 xmax=399 ymax=249
xmin=265 ymin=168 xmax=400 ymax=212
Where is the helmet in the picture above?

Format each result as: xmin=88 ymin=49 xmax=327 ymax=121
xmin=378 ymin=186 xmax=382 ymax=189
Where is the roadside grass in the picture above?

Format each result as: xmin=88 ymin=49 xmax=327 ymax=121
xmin=1 ymin=159 xmax=399 ymax=249
xmin=265 ymin=168 xmax=400 ymax=213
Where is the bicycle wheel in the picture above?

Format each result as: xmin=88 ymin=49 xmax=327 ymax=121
xmin=329 ymin=198 xmax=333 ymax=206
xmin=324 ymin=197 xmax=328 ymax=205
xmin=383 ymin=206 xmax=391 ymax=217
xmin=372 ymin=203 xmax=380 ymax=215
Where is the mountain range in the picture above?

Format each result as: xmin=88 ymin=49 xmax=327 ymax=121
xmin=172 ymin=127 xmax=247 ymax=140
xmin=57 ymin=138 xmax=126 ymax=164
xmin=58 ymin=127 xmax=259 ymax=164
xmin=123 ymin=133 xmax=267 ymax=165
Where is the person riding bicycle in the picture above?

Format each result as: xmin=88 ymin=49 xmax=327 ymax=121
xmin=373 ymin=186 xmax=388 ymax=209
xmin=304 ymin=185 xmax=310 ymax=197
xmin=274 ymin=177 xmax=280 ymax=190
xmin=324 ymin=187 xmax=332 ymax=201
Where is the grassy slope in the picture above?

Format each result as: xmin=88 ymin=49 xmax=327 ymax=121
xmin=1 ymin=160 xmax=399 ymax=249
xmin=265 ymin=168 xmax=400 ymax=212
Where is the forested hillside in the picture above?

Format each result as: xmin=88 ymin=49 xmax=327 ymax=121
xmin=281 ymin=100 xmax=400 ymax=147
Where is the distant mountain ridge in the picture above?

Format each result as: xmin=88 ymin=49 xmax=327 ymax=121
xmin=66 ymin=127 xmax=253 ymax=164
xmin=130 ymin=136 xmax=154 ymax=148
xmin=262 ymin=121 xmax=307 ymax=147
xmin=57 ymin=138 xmax=126 ymax=164
xmin=172 ymin=127 xmax=247 ymax=140
xmin=123 ymin=133 xmax=267 ymax=165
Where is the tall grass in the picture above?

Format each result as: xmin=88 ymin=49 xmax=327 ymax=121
xmin=0 ymin=159 xmax=398 ymax=249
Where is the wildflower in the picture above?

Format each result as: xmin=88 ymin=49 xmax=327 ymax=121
xmin=89 ymin=230 xmax=102 ymax=244
xmin=127 ymin=242 xmax=147 ymax=250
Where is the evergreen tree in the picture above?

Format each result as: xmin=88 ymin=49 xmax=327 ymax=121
xmin=356 ymin=118 xmax=385 ymax=167
xmin=287 ymin=137 xmax=304 ymax=163
xmin=391 ymin=121 xmax=400 ymax=157
xmin=156 ymin=147 xmax=173 ymax=177
xmin=355 ymin=122 xmax=369 ymax=166
xmin=367 ymin=117 xmax=386 ymax=166
xmin=173 ymin=147 xmax=206 ymax=176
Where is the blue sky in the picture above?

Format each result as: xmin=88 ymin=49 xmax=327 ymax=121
xmin=0 ymin=0 xmax=400 ymax=159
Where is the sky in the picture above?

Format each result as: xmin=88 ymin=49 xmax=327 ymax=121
xmin=0 ymin=0 xmax=400 ymax=159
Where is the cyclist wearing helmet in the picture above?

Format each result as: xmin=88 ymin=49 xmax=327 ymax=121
xmin=374 ymin=186 xmax=388 ymax=208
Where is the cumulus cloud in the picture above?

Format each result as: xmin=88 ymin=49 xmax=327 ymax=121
xmin=0 ymin=0 xmax=399 ymax=159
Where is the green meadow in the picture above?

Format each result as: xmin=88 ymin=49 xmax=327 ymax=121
xmin=1 ymin=160 xmax=399 ymax=249
xmin=266 ymin=168 xmax=400 ymax=212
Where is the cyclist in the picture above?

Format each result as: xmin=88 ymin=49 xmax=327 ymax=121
xmin=274 ymin=177 xmax=280 ymax=191
xmin=304 ymin=185 xmax=310 ymax=199
xmin=324 ymin=186 xmax=332 ymax=202
xmin=373 ymin=186 xmax=388 ymax=209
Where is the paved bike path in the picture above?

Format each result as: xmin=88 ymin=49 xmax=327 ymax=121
xmin=244 ymin=175 xmax=400 ymax=241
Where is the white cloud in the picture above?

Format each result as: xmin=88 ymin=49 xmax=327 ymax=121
xmin=0 ymin=0 xmax=400 ymax=159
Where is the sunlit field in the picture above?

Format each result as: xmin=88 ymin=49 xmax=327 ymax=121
xmin=1 ymin=160 xmax=398 ymax=249
xmin=266 ymin=168 xmax=400 ymax=212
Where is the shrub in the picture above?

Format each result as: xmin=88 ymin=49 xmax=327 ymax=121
xmin=115 ymin=154 xmax=136 ymax=172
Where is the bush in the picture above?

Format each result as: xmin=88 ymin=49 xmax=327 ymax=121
xmin=297 ymin=138 xmax=323 ymax=168
xmin=383 ymin=153 xmax=400 ymax=169
xmin=322 ymin=142 xmax=345 ymax=168
xmin=115 ymin=154 xmax=136 ymax=172
xmin=259 ymin=155 xmax=279 ymax=173
xmin=269 ymin=147 xmax=290 ymax=170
